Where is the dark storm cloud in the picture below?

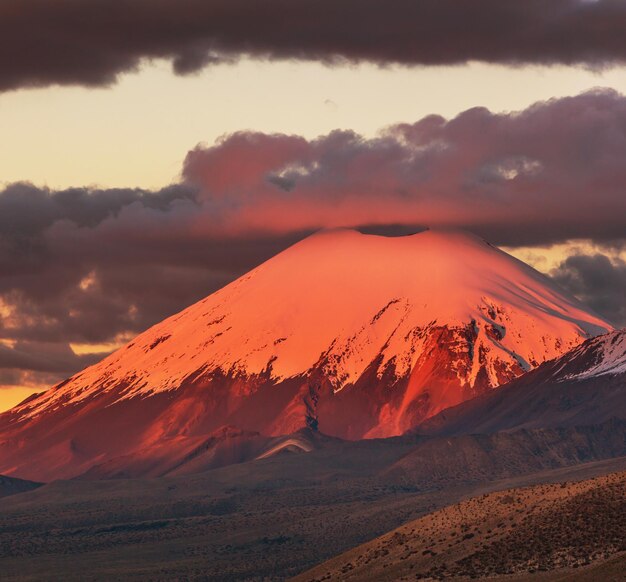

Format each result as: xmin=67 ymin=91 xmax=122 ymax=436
xmin=0 ymin=182 xmax=303 ymax=345
xmin=2 ymin=90 xmax=626 ymax=387
xmin=551 ymin=253 xmax=626 ymax=327
xmin=0 ymin=341 xmax=104 ymax=374
xmin=3 ymin=0 xmax=626 ymax=92
xmin=183 ymin=89 xmax=626 ymax=247
xmin=0 ymin=369 xmax=67 ymax=392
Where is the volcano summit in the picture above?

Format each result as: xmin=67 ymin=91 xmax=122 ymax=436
xmin=0 ymin=229 xmax=611 ymax=480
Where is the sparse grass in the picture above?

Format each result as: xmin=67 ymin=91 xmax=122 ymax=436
xmin=295 ymin=470 xmax=626 ymax=582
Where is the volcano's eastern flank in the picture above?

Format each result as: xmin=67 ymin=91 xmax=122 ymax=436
xmin=0 ymin=229 xmax=612 ymax=480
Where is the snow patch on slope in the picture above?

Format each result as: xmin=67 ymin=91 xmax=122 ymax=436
xmin=13 ymin=228 xmax=612 ymax=421
xmin=562 ymin=330 xmax=626 ymax=380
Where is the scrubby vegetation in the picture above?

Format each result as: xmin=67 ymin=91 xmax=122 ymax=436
xmin=450 ymin=473 xmax=626 ymax=578
xmin=298 ymin=471 xmax=626 ymax=581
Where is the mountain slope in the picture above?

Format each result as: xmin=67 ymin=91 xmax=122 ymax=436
xmin=77 ymin=427 xmax=337 ymax=480
xmin=0 ymin=475 xmax=42 ymax=499
xmin=383 ymin=418 xmax=626 ymax=488
xmin=420 ymin=330 xmax=626 ymax=437
xmin=0 ymin=229 xmax=611 ymax=481
xmin=295 ymin=471 xmax=626 ymax=582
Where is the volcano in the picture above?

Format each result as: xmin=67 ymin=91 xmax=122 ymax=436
xmin=0 ymin=229 xmax=612 ymax=480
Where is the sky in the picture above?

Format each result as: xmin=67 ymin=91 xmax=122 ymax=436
xmin=1 ymin=0 xmax=626 ymax=411
xmin=5 ymin=60 xmax=626 ymax=190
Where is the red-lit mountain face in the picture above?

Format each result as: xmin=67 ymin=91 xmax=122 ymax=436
xmin=0 ymin=229 xmax=612 ymax=481
xmin=420 ymin=329 xmax=626 ymax=437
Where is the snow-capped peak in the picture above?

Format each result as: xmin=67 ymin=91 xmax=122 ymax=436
xmin=10 ymin=228 xmax=612 ymax=436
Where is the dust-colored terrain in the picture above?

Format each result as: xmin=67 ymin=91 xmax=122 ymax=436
xmin=1 ymin=440 xmax=625 ymax=581
xmin=295 ymin=471 xmax=626 ymax=582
